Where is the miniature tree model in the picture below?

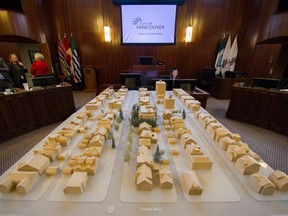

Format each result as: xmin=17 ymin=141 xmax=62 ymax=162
xmin=124 ymin=148 xmax=131 ymax=163
xmin=116 ymin=117 xmax=122 ymax=124
xmin=119 ymin=109 xmax=124 ymax=120
xmin=182 ymin=109 xmax=186 ymax=119
xmin=154 ymin=145 xmax=162 ymax=163
xmin=112 ymin=136 xmax=116 ymax=148
xmin=107 ymin=130 xmax=113 ymax=140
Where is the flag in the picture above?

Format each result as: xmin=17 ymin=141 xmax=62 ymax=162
xmin=63 ymin=34 xmax=75 ymax=81
xmin=70 ymin=34 xmax=83 ymax=83
xmin=58 ymin=34 xmax=71 ymax=79
xmin=227 ymin=35 xmax=238 ymax=72
xmin=214 ymin=36 xmax=225 ymax=77
xmin=221 ymin=35 xmax=231 ymax=77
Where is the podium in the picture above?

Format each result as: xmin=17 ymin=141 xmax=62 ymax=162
xmin=81 ymin=65 xmax=97 ymax=92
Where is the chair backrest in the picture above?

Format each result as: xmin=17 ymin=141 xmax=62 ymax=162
xmin=159 ymin=75 xmax=170 ymax=79
xmin=200 ymin=68 xmax=215 ymax=86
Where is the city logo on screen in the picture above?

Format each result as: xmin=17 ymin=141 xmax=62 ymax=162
xmin=132 ymin=17 xmax=165 ymax=30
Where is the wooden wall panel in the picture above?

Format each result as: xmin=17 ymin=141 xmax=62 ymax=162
xmin=249 ymin=44 xmax=282 ymax=77
xmin=0 ymin=42 xmax=19 ymax=62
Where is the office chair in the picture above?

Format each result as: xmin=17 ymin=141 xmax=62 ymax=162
xmin=199 ymin=68 xmax=216 ymax=91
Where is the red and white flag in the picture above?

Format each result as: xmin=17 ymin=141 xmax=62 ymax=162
xmin=57 ymin=34 xmax=71 ymax=79
xmin=63 ymin=34 xmax=75 ymax=81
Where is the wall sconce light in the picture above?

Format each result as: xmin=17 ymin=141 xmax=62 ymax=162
xmin=104 ymin=26 xmax=111 ymax=43
xmin=185 ymin=26 xmax=193 ymax=43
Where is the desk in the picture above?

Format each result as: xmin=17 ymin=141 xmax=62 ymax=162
xmin=189 ymin=87 xmax=210 ymax=109
xmin=0 ymin=90 xmax=287 ymax=216
xmin=0 ymin=84 xmax=76 ymax=142
xmin=211 ymin=77 xmax=253 ymax=99
xmin=226 ymin=85 xmax=288 ymax=136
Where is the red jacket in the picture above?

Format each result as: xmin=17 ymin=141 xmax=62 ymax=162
xmin=30 ymin=60 xmax=49 ymax=77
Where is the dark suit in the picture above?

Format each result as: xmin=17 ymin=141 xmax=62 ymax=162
xmin=0 ymin=57 xmax=14 ymax=92
xmin=8 ymin=62 xmax=27 ymax=88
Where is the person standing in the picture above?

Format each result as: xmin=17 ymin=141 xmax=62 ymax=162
xmin=7 ymin=53 xmax=28 ymax=88
xmin=30 ymin=52 xmax=49 ymax=77
xmin=0 ymin=57 xmax=14 ymax=92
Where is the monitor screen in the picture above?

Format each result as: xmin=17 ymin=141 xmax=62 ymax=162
xmin=252 ymin=77 xmax=280 ymax=90
xmin=121 ymin=4 xmax=177 ymax=44
xmin=139 ymin=56 xmax=154 ymax=65
xmin=151 ymin=79 xmax=196 ymax=91
xmin=32 ymin=75 xmax=56 ymax=87
xmin=225 ymin=71 xmax=245 ymax=78
xmin=120 ymin=73 xmax=143 ymax=90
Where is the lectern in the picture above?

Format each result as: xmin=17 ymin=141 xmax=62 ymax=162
xmin=81 ymin=65 xmax=97 ymax=91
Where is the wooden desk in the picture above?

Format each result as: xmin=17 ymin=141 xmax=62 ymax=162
xmin=189 ymin=87 xmax=210 ymax=108
xmin=211 ymin=77 xmax=253 ymax=99
xmin=0 ymin=84 xmax=76 ymax=142
xmin=226 ymin=85 xmax=288 ymax=136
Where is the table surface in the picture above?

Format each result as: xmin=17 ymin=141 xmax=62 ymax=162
xmin=0 ymin=90 xmax=287 ymax=216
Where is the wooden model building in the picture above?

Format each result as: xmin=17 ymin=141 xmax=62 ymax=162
xmin=65 ymin=155 xmax=98 ymax=175
xmin=226 ymin=145 xmax=247 ymax=162
xmin=182 ymin=171 xmax=203 ymax=195
xmin=219 ymin=136 xmax=236 ymax=151
xmin=0 ymin=171 xmax=40 ymax=194
xmin=85 ymin=100 xmax=103 ymax=110
xmin=164 ymin=95 xmax=175 ymax=109
xmin=139 ymin=96 xmax=150 ymax=105
xmin=181 ymin=133 xmax=197 ymax=149
xmin=135 ymin=164 xmax=153 ymax=191
xmin=138 ymin=122 xmax=152 ymax=134
xmin=235 ymin=155 xmax=260 ymax=175
xmin=249 ymin=172 xmax=275 ymax=195
xmin=159 ymin=169 xmax=173 ymax=189
xmin=63 ymin=172 xmax=88 ymax=194
xmin=268 ymin=170 xmax=288 ymax=191
xmin=139 ymin=138 xmax=152 ymax=149
xmin=162 ymin=110 xmax=173 ymax=120
xmin=155 ymin=80 xmax=166 ymax=98
xmin=139 ymin=105 xmax=156 ymax=119
xmin=185 ymin=144 xmax=203 ymax=156
xmin=0 ymin=154 xmax=51 ymax=194
xmin=189 ymin=155 xmax=213 ymax=170
xmin=18 ymin=154 xmax=50 ymax=175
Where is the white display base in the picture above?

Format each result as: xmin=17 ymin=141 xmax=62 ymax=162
xmin=0 ymin=112 xmax=95 ymax=201
xmin=120 ymin=163 xmax=177 ymax=203
xmin=49 ymin=146 xmax=116 ymax=202
xmin=186 ymin=113 xmax=288 ymax=201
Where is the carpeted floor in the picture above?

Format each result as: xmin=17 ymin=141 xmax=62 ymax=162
xmin=0 ymin=91 xmax=287 ymax=175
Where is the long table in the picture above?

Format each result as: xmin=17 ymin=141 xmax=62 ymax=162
xmin=0 ymin=84 xmax=76 ymax=142
xmin=0 ymin=90 xmax=287 ymax=216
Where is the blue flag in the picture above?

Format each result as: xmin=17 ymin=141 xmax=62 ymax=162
xmin=214 ymin=36 xmax=225 ymax=77
xmin=70 ymin=34 xmax=83 ymax=83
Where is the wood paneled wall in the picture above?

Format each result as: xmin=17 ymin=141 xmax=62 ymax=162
xmin=0 ymin=0 xmax=288 ymax=86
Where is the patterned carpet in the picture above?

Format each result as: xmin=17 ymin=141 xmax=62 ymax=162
xmin=0 ymin=92 xmax=287 ymax=175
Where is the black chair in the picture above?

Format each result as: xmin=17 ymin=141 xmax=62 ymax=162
xmin=159 ymin=75 xmax=170 ymax=79
xmin=199 ymin=68 xmax=216 ymax=91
